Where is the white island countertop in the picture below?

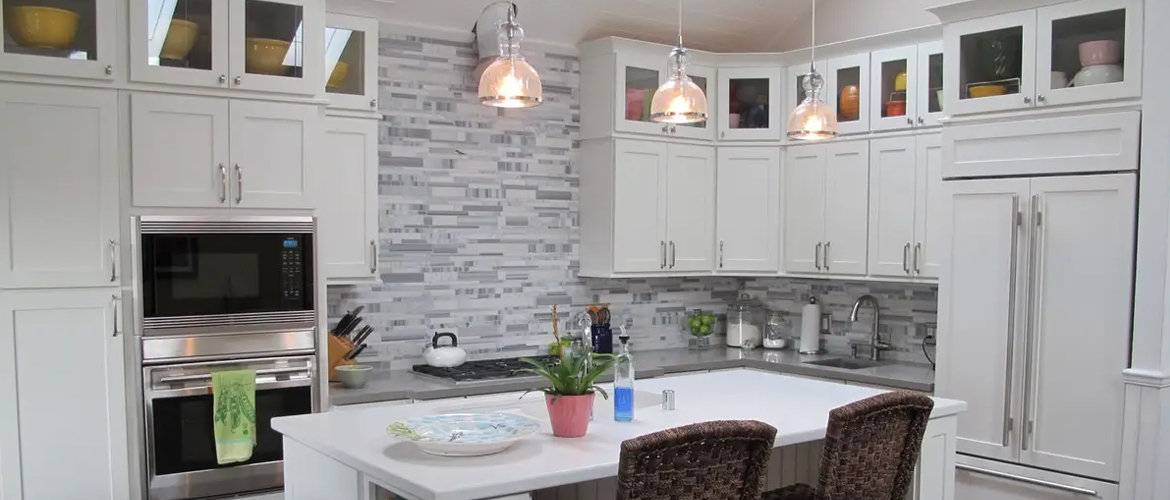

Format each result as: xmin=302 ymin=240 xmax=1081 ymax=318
xmin=274 ymin=369 xmax=966 ymax=500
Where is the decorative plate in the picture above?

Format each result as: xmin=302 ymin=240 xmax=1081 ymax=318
xmin=386 ymin=412 xmax=542 ymax=457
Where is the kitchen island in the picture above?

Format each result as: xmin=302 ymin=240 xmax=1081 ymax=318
xmin=274 ymin=369 xmax=966 ymax=500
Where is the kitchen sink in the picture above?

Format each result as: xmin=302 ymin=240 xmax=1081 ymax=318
xmin=803 ymin=358 xmax=892 ymax=370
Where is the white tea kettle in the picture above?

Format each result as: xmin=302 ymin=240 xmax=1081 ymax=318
xmin=423 ymin=332 xmax=467 ymax=367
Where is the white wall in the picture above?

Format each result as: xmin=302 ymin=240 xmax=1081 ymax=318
xmin=773 ymin=0 xmax=941 ymax=51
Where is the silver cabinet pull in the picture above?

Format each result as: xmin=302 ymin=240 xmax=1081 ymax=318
xmin=1021 ymin=194 xmax=1043 ymax=451
xmin=234 ymin=76 xmax=242 ymax=86
xmin=108 ymin=239 xmax=117 ymax=282
xmin=661 ymin=125 xmax=669 ymax=133
xmin=823 ymin=242 xmax=831 ymax=271
xmin=917 ymin=116 xmax=924 ymax=124
xmin=218 ymin=163 xmax=227 ymax=203
xmin=660 ymin=241 xmax=667 ymax=269
xmin=814 ymin=242 xmax=822 ymax=270
xmin=906 ymin=117 xmax=914 ymax=126
xmin=670 ymin=126 xmax=677 ymax=134
xmin=955 ymin=464 xmax=1099 ymax=497
xmin=104 ymin=65 xmax=113 ymax=76
xmin=669 ymin=241 xmax=676 ymax=269
xmin=1003 ymin=195 xmax=1021 ymax=445
xmin=721 ymin=131 xmax=726 ymax=139
xmin=369 ymin=240 xmax=377 ymax=274
xmin=111 ymin=294 xmax=120 ymax=337
xmin=219 ymin=74 xmax=227 ymax=85
xmin=719 ymin=240 xmax=724 ymax=268
xmin=370 ymin=99 xmax=377 ymax=108
xmin=1024 ymin=95 xmax=1033 ymax=105
xmin=902 ymin=243 xmax=911 ymax=274
xmin=1037 ymin=95 xmax=1046 ymax=103
xmin=913 ymin=242 xmax=922 ymax=274
xmin=234 ymin=164 xmax=243 ymax=204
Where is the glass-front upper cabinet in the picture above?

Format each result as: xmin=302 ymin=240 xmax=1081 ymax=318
xmin=324 ymin=13 xmax=377 ymax=111
xmin=826 ymin=53 xmax=870 ymax=135
xmin=1035 ymin=0 xmax=1141 ymax=106
xmin=917 ymin=41 xmax=944 ymax=127
xmin=719 ymin=67 xmax=782 ymax=141
xmin=870 ymin=45 xmax=917 ymax=132
xmin=0 ymin=0 xmax=116 ymax=79
xmin=130 ymin=0 xmax=228 ymax=87
xmin=614 ymin=52 xmax=669 ymax=136
xmin=946 ymin=10 xmax=1037 ymax=115
xmin=229 ymin=0 xmax=323 ymax=95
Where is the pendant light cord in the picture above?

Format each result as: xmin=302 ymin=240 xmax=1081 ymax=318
xmin=809 ymin=0 xmax=816 ymax=72
xmin=677 ymin=0 xmax=683 ymax=48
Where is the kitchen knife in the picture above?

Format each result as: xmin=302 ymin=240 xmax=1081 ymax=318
xmin=336 ymin=317 xmax=363 ymax=339
xmin=344 ymin=344 xmax=368 ymax=360
xmin=351 ymin=325 xmax=375 ymax=347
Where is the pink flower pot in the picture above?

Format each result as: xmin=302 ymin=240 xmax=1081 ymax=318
xmin=545 ymin=393 xmax=595 ymax=438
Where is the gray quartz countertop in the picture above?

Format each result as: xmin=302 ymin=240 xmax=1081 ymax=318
xmin=328 ymin=347 xmax=935 ymax=406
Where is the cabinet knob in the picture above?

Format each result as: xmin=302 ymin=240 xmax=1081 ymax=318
xmin=917 ymin=116 xmax=924 ymax=124
xmin=1024 ymin=96 xmax=1032 ymax=105
xmin=234 ymin=76 xmax=242 ymax=86
xmin=662 ymin=125 xmax=669 ymax=133
xmin=1037 ymin=95 xmax=1046 ymax=103
xmin=907 ymin=117 xmax=914 ymax=126
xmin=219 ymin=74 xmax=227 ymax=85
xmin=370 ymin=99 xmax=377 ymax=108
xmin=721 ymin=131 xmax=726 ymax=139
xmin=104 ymin=65 xmax=113 ymax=76
xmin=670 ymin=125 xmax=677 ymax=134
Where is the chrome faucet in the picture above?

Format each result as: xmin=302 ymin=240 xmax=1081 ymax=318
xmin=849 ymin=294 xmax=890 ymax=361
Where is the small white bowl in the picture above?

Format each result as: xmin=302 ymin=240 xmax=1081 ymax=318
xmin=335 ymin=364 xmax=373 ymax=389
xmin=1072 ymin=64 xmax=1123 ymax=87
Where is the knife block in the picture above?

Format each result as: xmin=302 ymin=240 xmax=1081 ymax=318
xmin=327 ymin=335 xmax=357 ymax=382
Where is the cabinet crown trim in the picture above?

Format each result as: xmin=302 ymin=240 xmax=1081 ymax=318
xmin=1122 ymin=369 xmax=1170 ymax=389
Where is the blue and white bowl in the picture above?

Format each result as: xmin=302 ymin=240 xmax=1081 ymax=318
xmin=386 ymin=412 xmax=542 ymax=456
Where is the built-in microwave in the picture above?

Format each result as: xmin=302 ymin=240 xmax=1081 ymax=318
xmin=133 ymin=216 xmax=318 ymax=363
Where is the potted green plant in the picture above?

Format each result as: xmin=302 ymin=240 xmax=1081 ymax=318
xmin=520 ymin=306 xmax=616 ymax=438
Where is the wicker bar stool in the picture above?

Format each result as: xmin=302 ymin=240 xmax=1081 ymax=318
xmin=762 ymin=391 xmax=935 ymax=500
xmin=617 ymin=420 xmax=778 ymax=500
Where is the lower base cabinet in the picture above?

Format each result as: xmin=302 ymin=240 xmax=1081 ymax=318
xmin=0 ymin=288 xmax=129 ymax=500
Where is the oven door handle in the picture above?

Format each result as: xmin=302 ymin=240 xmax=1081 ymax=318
xmin=159 ymin=366 xmax=311 ymax=384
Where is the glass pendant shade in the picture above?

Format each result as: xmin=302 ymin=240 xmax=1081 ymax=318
xmin=651 ymin=48 xmax=707 ymax=124
xmin=478 ymin=19 xmax=542 ymax=108
xmin=787 ymin=71 xmax=838 ymax=140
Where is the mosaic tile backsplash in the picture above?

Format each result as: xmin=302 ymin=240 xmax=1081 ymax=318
xmin=326 ymin=26 xmax=939 ymax=367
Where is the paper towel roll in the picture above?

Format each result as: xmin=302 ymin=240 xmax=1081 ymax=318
xmin=799 ymin=298 xmax=822 ymax=354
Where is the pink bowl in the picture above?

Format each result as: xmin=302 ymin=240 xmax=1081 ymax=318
xmin=1079 ymin=40 xmax=1121 ymax=67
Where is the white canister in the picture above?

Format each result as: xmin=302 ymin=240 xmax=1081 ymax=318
xmin=799 ymin=297 xmax=822 ymax=354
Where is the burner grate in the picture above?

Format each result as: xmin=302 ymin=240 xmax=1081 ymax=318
xmin=412 ymin=355 xmax=560 ymax=383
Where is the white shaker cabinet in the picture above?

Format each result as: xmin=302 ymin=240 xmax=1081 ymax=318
xmin=782 ymin=142 xmax=868 ymax=276
xmin=0 ymin=289 xmax=129 ymax=500
xmin=868 ymin=134 xmax=943 ymax=279
xmin=229 ymin=99 xmax=318 ymax=209
xmin=320 ymin=117 xmax=379 ymax=282
xmin=716 ymin=147 xmax=780 ymax=272
xmin=0 ymin=0 xmax=118 ymax=81
xmin=580 ymin=138 xmax=715 ymax=276
xmin=0 ymin=84 xmax=120 ymax=290
xmin=131 ymin=93 xmax=232 ymax=208
xmin=938 ymin=174 xmax=1134 ymax=481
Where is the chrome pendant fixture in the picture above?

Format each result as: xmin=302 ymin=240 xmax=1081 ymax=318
xmin=478 ymin=2 xmax=543 ymax=108
xmin=650 ymin=0 xmax=708 ymax=124
xmin=786 ymin=0 xmax=837 ymax=140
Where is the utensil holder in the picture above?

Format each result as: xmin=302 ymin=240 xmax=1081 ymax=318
xmin=328 ymin=335 xmax=357 ymax=382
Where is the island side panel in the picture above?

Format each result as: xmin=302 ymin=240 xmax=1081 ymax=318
xmin=284 ymin=437 xmax=363 ymax=500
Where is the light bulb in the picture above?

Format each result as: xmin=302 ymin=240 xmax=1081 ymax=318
xmin=650 ymin=47 xmax=708 ymax=124
xmin=787 ymin=71 xmax=837 ymax=140
xmin=478 ymin=17 xmax=542 ymax=108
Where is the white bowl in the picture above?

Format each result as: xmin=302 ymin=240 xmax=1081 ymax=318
xmin=386 ymin=413 xmax=542 ymax=457
xmin=1072 ymin=64 xmax=1123 ymax=87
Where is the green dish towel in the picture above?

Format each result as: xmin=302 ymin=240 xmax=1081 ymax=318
xmin=211 ymin=369 xmax=257 ymax=465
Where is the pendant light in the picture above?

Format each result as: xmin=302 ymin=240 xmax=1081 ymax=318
xmin=478 ymin=3 xmax=543 ymax=108
xmin=650 ymin=0 xmax=708 ymax=124
xmin=786 ymin=0 xmax=837 ymax=140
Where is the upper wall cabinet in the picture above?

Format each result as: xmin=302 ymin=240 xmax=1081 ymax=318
xmin=870 ymin=43 xmax=945 ymax=131
xmin=826 ymin=53 xmax=870 ymax=135
xmin=0 ymin=0 xmax=116 ymax=80
xmin=580 ymin=50 xmax=715 ymax=141
xmin=945 ymin=0 xmax=1141 ymax=115
xmin=717 ymin=67 xmax=782 ymax=141
xmin=324 ymin=13 xmax=379 ymax=111
xmin=0 ymin=84 xmax=119 ymax=289
xmin=320 ymin=117 xmax=379 ymax=282
xmin=128 ymin=0 xmax=324 ymax=95
xmin=782 ymin=141 xmax=869 ymax=276
xmin=716 ymin=147 xmax=780 ymax=272
xmin=916 ymin=41 xmax=945 ymax=127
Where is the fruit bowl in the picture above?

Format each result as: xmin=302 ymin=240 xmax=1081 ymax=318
xmin=245 ymin=37 xmax=291 ymax=75
xmin=4 ymin=6 xmax=79 ymax=50
xmin=160 ymin=19 xmax=199 ymax=61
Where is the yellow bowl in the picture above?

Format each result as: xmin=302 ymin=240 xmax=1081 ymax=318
xmin=4 ymin=6 xmax=79 ymax=50
xmin=894 ymin=72 xmax=908 ymax=91
xmin=968 ymin=85 xmax=1007 ymax=98
xmin=245 ymin=37 xmax=291 ymax=75
xmin=160 ymin=19 xmax=199 ymax=61
xmin=326 ymin=61 xmax=349 ymax=90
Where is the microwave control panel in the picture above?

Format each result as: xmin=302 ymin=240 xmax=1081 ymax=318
xmin=280 ymin=237 xmax=304 ymax=302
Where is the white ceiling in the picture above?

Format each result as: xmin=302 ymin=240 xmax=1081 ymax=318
xmin=370 ymin=0 xmax=815 ymax=53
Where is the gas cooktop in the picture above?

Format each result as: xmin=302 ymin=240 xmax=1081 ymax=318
xmin=412 ymin=355 xmax=560 ymax=384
